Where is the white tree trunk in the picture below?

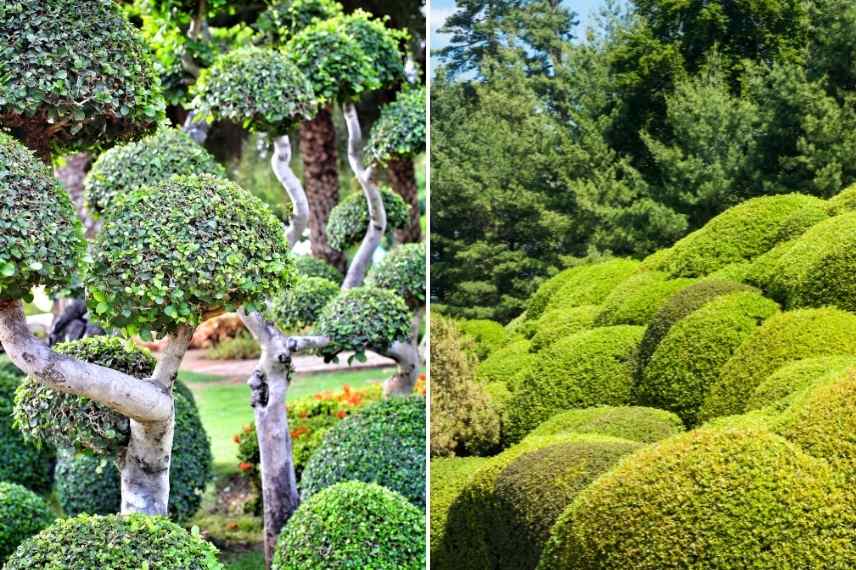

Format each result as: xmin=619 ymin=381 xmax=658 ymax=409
xmin=271 ymin=135 xmax=310 ymax=248
xmin=383 ymin=339 xmax=421 ymax=396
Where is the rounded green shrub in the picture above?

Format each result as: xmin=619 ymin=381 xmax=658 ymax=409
xmin=491 ymin=436 xmax=642 ymax=570
xmin=315 ymin=287 xmax=412 ymax=359
xmin=326 ymin=187 xmax=410 ymax=251
xmin=701 ymin=308 xmax=856 ymax=421
xmin=505 ymin=326 xmax=645 ymax=443
xmin=527 ymin=406 xmax=685 ymax=444
xmin=594 ymin=272 xmax=695 ymax=326
xmin=476 ymin=339 xmax=537 ymax=389
xmin=637 ymin=291 xmax=779 ymax=426
xmin=86 ymin=174 xmax=294 ymax=338
xmin=743 ymin=238 xmax=798 ymax=297
xmin=84 ymin=128 xmax=225 ymax=217
xmin=191 ymin=46 xmax=316 ymax=135
xmin=367 ymin=243 xmax=426 ymax=308
xmin=293 ymin=255 xmax=343 ymax=284
xmin=828 ymin=182 xmax=856 ymax=214
xmin=338 ymin=11 xmax=407 ymax=91
xmin=15 ymin=336 xmax=156 ymax=453
xmin=648 ymin=194 xmax=829 ymax=277
xmin=705 ymin=260 xmax=752 ymax=282
xmin=0 ymin=0 xmax=163 ymax=156
xmin=637 ymin=279 xmax=753 ymax=372
xmin=0 ymin=482 xmax=54 ymax=564
xmin=0 ymin=132 xmax=84 ymax=300
xmin=526 ymin=259 xmax=640 ymax=321
xmin=365 ymin=87 xmax=426 ymax=166
xmin=529 ymin=305 xmax=599 ymax=352
xmin=52 ymin=392 xmax=212 ymax=521
xmin=760 ymin=213 xmax=856 ymax=312
xmin=539 ymin=427 xmax=855 ymax=569
xmin=5 ymin=513 xmax=223 ymax=569
xmin=430 ymin=457 xmax=488 ymax=563
xmin=273 ymin=482 xmax=425 ymax=570
xmin=747 ymin=356 xmax=856 ymax=412
xmin=0 ymin=371 xmax=53 ymax=492
xmin=269 ymin=276 xmax=339 ymax=331
xmin=301 ymin=396 xmax=425 ymax=507
xmin=256 ymin=0 xmax=344 ymax=45
xmin=457 ymin=318 xmax=508 ymax=361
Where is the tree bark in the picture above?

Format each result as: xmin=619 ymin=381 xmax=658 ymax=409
xmin=271 ymin=135 xmax=309 ymax=248
xmin=342 ymin=102 xmax=387 ymax=289
xmin=299 ymin=108 xmax=347 ymax=271
xmin=387 ymin=156 xmax=422 ymax=243
xmin=383 ymin=339 xmax=420 ymax=396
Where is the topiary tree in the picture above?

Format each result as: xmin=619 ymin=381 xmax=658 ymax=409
xmin=526 ymin=406 xmax=685 ymax=444
xmin=273 ymin=481 xmax=425 ymax=570
xmin=293 ymin=255 xmax=343 ymax=284
xmin=540 ymin=426 xmax=855 ymax=569
xmin=365 ymin=87 xmax=427 ymax=242
xmin=0 ymin=0 xmax=164 ymax=161
xmin=300 ymin=396 xmax=426 ymax=507
xmin=268 ymin=277 xmax=340 ymax=333
xmin=326 ymin=187 xmax=411 ymax=252
xmin=366 ymin=242 xmax=426 ymax=310
xmin=5 ymin=513 xmax=224 ymax=569
xmin=0 ymin=482 xmax=55 ymax=564
xmin=746 ymin=356 xmax=856 ymax=412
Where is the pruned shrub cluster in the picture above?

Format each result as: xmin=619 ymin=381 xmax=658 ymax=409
xmin=456 ymin=318 xmax=508 ymax=361
xmin=326 ymin=187 xmax=411 ymax=251
xmin=0 ymin=482 xmax=54 ymax=564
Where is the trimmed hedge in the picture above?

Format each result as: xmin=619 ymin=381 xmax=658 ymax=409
xmin=526 ymin=406 xmax=685 ymax=444
xmin=273 ymin=482 xmax=425 ymax=570
xmin=326 ymin=187 xmax=410 ymax=251
xmin=293 ymin=255 xmax=344 ymax=284
xmin=430 ymin=457 xmax=488 ymax=563
xmin=365 ymin=87 xmax=426 ymax=165
xmin=637 ymin=291 xmax=779 ymax=426
xmin=0 ymin=132 xmax=84 ymax=300
xmin=5 ymin=513 xmax=223 ymax=569
xmin=529 ymin=305 xmax=599 ymax=353
xmin=0 ymin=371 xmax=53 ymax=492
xmin=491 ymin=436 xmax=642 ymax=570
xmin=0 ymin=482 xmax=54 ymax=564
xmin=255 ymin=0 xmax=343 ymax=45
xmin=747 ymin=356 xmax=856 ymax=412
xmin=55 ymin=451 xmax=120 ymax=517
xmin=743 ymin=238 xmax=798 ymax=297
xmin=594 ymin=272 xmax=695 ymax=327
xmin=366 ymin=242 xmax=426 ymax=309
xmin=540 ymin=427 xmax=855 ymax=569
xmin=268 ymin=277 xmax=339 ymax=332
xmin=476 ymin=339 xmax=536 ymax=390
xmin=301 ymin=396 xmax=426 ymax=507
xmin=637 ymin=279 xmax=754 ymax=373
xmin=457 ymin=319 xmax=508 ymax=361
xmin=828 ymin=182 xmax=856 ymax=214
xmin=647 ymin=194 xmax=829 ymax=277
xmin=504 ymin=326 xmax=644 ymax=443
xmin=700 ymin=308 xmax=856 ymax=421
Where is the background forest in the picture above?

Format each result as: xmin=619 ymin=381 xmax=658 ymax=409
xmin=431 ymin=0 xmax=856 ymax=322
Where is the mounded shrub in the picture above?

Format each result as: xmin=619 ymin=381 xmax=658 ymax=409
xmin=705 ymin=260 xmax=752 ymax=282
xmin=326 ymin=187 xmax=410 ymax=251
xmin=365 ymin=87 xmax=426 ymax=166
xmin=526 ymin=259 xmax=640 ymax=321
xmin=483 ymin=381 xmax=513 ymax=446
xmin=701 ymin=308 xmax=856 ymax=421
xmin=594 ymin=272 xmax=694 ymax=327
xmin=527 ymin=406 xmax=685 ymax=444
xmin=430 ymin=457 xmax=488 ymax=563
xmin=268 ymin=277 xmax=339 ymax=332
xmin=647 ymin=194 xmax=829 ymax=278
xmin=366 ymin=243 xmax=426 ymax=309
xmin=84 ymin=128 xmax=225 ymax=217
xmin=255 ymin=0 xmax=343 ymax=45
xmin=273 ymin=482 xmax=425 ymax=570
xmin=0 ymin=132 xmax=84 ymax=300
xmin=747 ymin=356 xmax=856 ymax=412
xmin=637 ymin=291 xmax=779 ymax=426
xmin=314 ymin=287 xmax=412 ymax=360
xmin=55 ymin=451 xmax=120 ymax=517
xmin=0 ymin=371 xmax=53 ymax=492
xmin=293 ymin=255 xmax=344 ymax=284
xmin=529 ymin=305 xmax=599 ymax=352
xmin=539 ymin=427 xmax=855 ymax=569
xmin=0 ymin=482 xmax=54 ymax=564
xmin=828 ymin=182 xmax=856 ymax=214
xmin=743 ymin=238 xmax=797 ymax=297
xmin=505 ymin=326 xmax=644 ymax=443
xmin=5 ymin=513 xmax=223 ymax=569
xmin=301 ymin=396 xmax=426 ymax=507
xmin=637 ymin=279 xmax=754 ymax=372
xmin=476 ymin=339 xmax=537 ymax=390
xmin=430 ymin=314 xmax=500 ymax=457
xmin=491 ymin=436 xmax=643 ymax=570
xmin=457 ymin=318 xmax=508 ymax=361
xmin=338 ymin=11 xmax=407 ymax=91
xmin=86 ymin=174 xmax=294 ymax=338
xmin=0 ymin=0 xmax=163 ymax=156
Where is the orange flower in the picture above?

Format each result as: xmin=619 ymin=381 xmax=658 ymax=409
xmin=226 ymin=522 xmax=239 ymax=530
xmin=232 ymin=435 xmax=241 ymax=444
xmin=336 ymin=410 xmax=347 ymax=419
xmin=239 ymin=462 xmax=253 ymax=472
xmin=291 ymin=426 xmax=309 ymax=439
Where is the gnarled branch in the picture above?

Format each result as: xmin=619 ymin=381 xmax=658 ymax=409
xmin=383 ymin=339 xmax=420 ymax=396
xmin=272 ymin=135 xmax=310 ymax=248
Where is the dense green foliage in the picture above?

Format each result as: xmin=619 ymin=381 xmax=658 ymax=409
xmin=191 ymin=47 xmax=316 ymax=134
xmin=475 ymin=338 xmax=535 ymax=389
xmin=86 ymin=174 xmax=294 ymax=338
xmin=0 ymin=482 xmax=54 ymax=564
xmin=526 ymin=406 xmax=684 ymax=444
xmin=84 ymin=128 xmax=225 ymax=216
xmin=54 ymin=451 xmax=121 ymax=517
xmin=293 ymin=255 xmax=344 ymax=284
xmin=594 ymin=272 xmax=694 ymax=326
xmin=256 ymin=0 xmax=343 ymax=45
xmin=268 ymin=277 xmax=339 ymax=332
xmin=0 ymin=0 xmax=163 ymax=156
xmin=301 ymin=396 xmax=425 ymax=507
xmin=637 ymin=291 xmax=779 ymax=426
xmin=505 ymin=326 xmax=644 ymax=443
xmin=430 ymin=457 xmax=488 ymax=563
xmin=365 ymin=87 xmax=427 ymax=166
xmin=0 ymin=132 xmax=84 ymax=300
xmin=529 ymin=305 xmax=599 ymax=352
xmin=366 ymin=243 xmax=426 ymax=308
xmin=747 ymin=356 xmax=856 ymax=412
xmin=540 ymin=427 xmax=855 ymax=569
xmin=273 ymin=482 xmax=425 ymax=570
xmin=326 ymin=187 xmax=410 ymax=250
xmin=5 ymin=513 xmax=223 ymax=569
xmin=0 ymin=371 xmax=53 ymax=492
xmin=456 ymin=318 xmax=507 ymax=361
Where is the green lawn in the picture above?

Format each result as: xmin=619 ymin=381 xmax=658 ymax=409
xmin=181 ymin=367 xmax=393 ymax=474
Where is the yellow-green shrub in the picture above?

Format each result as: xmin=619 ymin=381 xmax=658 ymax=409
xmin=828 ymin=182 xmax=856 ymax=214
xmin=526 ymin=406 xmax=684 ymax=444
xmin=429 ymin=457 xmax=487 ymax=563
xmin=529 ymin=305 xmax=599 ymax=352
xmin=746 ymin=356 xmax=856 ymax=412
xmin=476 ymin=339 xmax=536 ymax=390
xmin=594 ymin=272 xmax=694 ymax=327
xmin=458 ymin=319 xmax=508 ymax=361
